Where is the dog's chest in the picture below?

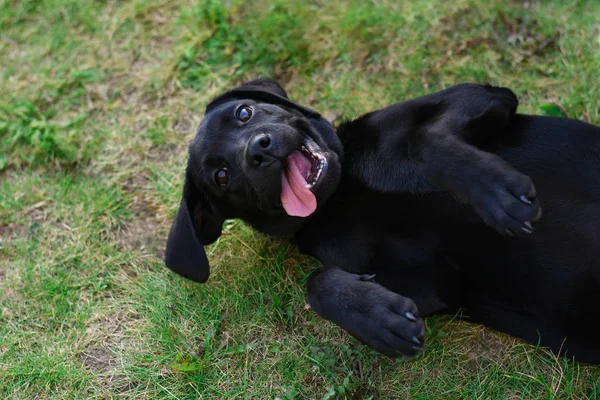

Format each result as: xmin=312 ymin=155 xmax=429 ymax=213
xmin=298 ymin=189 xmax=447 ymax=270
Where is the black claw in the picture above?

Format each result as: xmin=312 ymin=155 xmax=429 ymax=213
xmin=412 ymin=345 xmax=422 ymax=351
xmin=405 ymin=312 xmax=417 ymax=322
xmin=519 ymin=194 xmax=533 ymax=205
xmin=521 ymin=226 xmax=533 ymax=234
xmin=411 ymin=336 xmax=421 ymax=345
xmin=505 ymin=229 xmax=515 ymax=237
xmin=359 ymin=274 xmax=377 ymax=282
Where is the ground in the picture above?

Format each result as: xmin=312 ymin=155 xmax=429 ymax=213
xmin=1 ymin=0 xmax=599 ymax=399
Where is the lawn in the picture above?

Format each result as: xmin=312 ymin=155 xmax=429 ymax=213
xmin=1 ymin=0 xmax=599 ymax=398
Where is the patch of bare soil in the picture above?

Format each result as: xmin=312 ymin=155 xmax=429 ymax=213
xmin=79 ymin=313 xmax=138 ymax=373
xmin=115 ymin=174 xmax=171 ymax=259
xmin=119 ymin=213 xmax=167 ymax=259
xmin=80 ymin=346 xmax=117 ymax=372
xmin=0 ymin=223 xmax=27 ymax=241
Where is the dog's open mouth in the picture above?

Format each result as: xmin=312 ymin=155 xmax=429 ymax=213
xmin=299 ymin=140 xmax=327 ymax=189
xmin=281 ymin=137 xmax=328 ymax=218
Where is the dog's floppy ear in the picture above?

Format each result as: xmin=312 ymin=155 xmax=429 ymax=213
xmin=164 ymin=168 xmax=224 ymax=283
xmin=206 ymin=77 xmax=321 ymax=118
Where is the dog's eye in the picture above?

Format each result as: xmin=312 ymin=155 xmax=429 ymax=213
xmin=236 ymin=106 xmax=253 ymax=122
xmin=215 ymin=168 xmax=229 ymax=187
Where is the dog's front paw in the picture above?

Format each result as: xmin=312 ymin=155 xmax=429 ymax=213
xmin=344 ymin=280 xmax=425 ymax=358
xmin=471 ymin=168 xmax=542 ymax=236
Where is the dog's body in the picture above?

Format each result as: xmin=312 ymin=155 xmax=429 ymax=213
xmin=165 ymin=79 xmax=600 ymax=364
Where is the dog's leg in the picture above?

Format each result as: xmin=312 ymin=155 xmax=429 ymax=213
xmin=413 ymin=119 xmax=542 ymax=237
xmin=410 ymin=85 xmax=542 ymax=236
xmin=306 ymin=267 xmax=425 ymax=358
xmin=347 ymin=84 xmax=542 ymax=236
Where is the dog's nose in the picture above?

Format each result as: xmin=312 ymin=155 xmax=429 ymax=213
xmin=246 ymin=133 xmax=273 ymax=167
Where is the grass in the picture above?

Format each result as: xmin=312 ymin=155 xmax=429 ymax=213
xmin=1 ymin=0 xmax=599 ymax=398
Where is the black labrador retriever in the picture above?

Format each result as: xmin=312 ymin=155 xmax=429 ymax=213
xmin=165 ymin=78 xmax=600 ymax=364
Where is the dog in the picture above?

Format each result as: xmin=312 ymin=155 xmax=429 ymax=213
xmin=164 ymin=78 xmax=600 ymax=364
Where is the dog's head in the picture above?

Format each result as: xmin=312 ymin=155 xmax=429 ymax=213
xmin=165 ymin=78 xmax=343 ymax=282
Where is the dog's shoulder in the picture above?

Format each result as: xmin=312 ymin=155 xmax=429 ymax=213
xmin=333 ymin=98 xmax=436 ymax=194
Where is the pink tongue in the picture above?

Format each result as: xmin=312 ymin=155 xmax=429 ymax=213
xmin=281 ymin=152 xmax=317 ymax=217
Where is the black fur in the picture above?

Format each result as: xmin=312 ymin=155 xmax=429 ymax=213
xmin=165 ymin=78 xmax=600 ymax=364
